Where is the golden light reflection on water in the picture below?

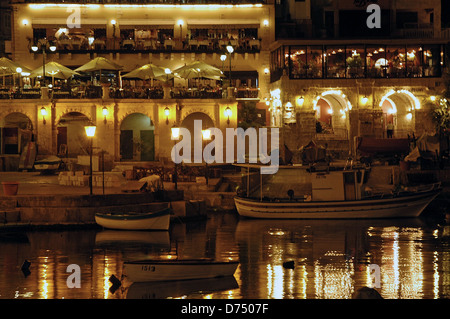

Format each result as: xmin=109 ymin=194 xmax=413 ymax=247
xmin=1 ymin=215 xmax=449 ymax=299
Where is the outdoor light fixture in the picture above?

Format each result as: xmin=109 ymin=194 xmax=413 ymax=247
xmin=171 ymin=126 xmax=180 ymax=141
xmin=171 ymin=125 xmax=180 ymax=190
xmin=361 ymin=96 xmax=368 ymax=105
xmin=225 ymin=106 xmax=232 ymax=125
xmin=84 ymin=124 xmax=96 ymax=196
xmin=164 ymin=107 xmax=170 ymax=125
xmin=226 ymin=43 xmax=234 ymax=90
xmin=40 ymin=107 xmax=47 ymax=124
xmin=31 ymin=40 xmax=56 ymax=86
xmin=102 ymin=106 xmax=108 ymax=124
xmin=202 ymin=129 xmax=211 ymax=186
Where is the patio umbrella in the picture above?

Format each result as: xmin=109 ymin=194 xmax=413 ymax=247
xmin=173 ymin=61 xmax=224 ymax=81
xmin=30 ymin=61 xmax=80 ymax=85
xmin=0 ymin=57 xmax=32 ymax=86
xmin=122 ymin=63 xmax=167 ymax=80
xmin=75 ymin=57 xmax=123 ymax=83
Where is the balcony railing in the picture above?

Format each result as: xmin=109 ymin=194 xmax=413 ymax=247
xmin=41 ymin=37 xmax=261 ymax=54
xmin=0 ymin=86 xmax=258 ymax=100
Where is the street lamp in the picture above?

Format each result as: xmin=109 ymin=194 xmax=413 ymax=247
xmin=226 ymin=42 xmax=234 ymax=88
xmin=16 ymin=67 xmax=22 ymax=92
xmin=31 ymin=40 xmax=56 ymax=86
xmin=225 ymin=106 xmax=232 ymax=125
xmin=171 ymin=125 xmax=180 ymax=190
xmin=202 ymin=129 xmax=211 ymax=185
xmin=84 ymin=124 xmax=96 ymax=195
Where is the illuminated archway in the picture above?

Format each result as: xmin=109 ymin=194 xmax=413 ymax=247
xmin=379 ymin=89 xmax=419 ymax=137
xmin=313 ymin=90 xmax=352 ymax=137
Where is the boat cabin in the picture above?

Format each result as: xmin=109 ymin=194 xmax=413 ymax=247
xmin=311 ymin=169 xmax=367 ymax=201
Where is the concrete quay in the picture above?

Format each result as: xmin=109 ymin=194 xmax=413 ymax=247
xmin=0 ymin=172 xmax=211 ymax=228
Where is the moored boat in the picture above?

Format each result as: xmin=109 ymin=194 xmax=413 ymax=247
xmin=123 ymin=259 xmax=239 ymax=282
xmin=95 ymin=207 xmax=172 ymax=230
xmin=234 ymin=164 xmax=441 ymax=219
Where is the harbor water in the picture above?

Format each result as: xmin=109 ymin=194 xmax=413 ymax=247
xmin=0 ymin=211 xmax=449 ymax=299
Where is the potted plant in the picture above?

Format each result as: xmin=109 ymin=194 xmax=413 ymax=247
xmin=347 ymin=55 xmax=363 ymax=77
xmin=2 ymin=181 xmax=19 ymax=196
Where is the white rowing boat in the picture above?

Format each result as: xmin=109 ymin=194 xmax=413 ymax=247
xmin=123 ymin=259 xmax=239 ymax=282
xmin=95 ymin=207 xmax=172 ymax=230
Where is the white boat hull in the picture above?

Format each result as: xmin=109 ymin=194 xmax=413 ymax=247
xmin=234 ymin=189 xmax=441 ymax=219
xmin=123 ymin=260 xmax=239 ymax=282
xmin=95 ymin=209 xmax=171 ymax=230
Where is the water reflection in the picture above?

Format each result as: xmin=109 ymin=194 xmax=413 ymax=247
xmin=0 ymin=213 xmax=449 ymax=299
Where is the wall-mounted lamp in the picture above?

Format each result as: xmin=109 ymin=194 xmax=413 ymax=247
xmin=102 ymin=106 xmax=108 ymax=124
xmin=264 ymin=68 xmax=269 ymax=75
xmin=164 ymin=107 xmax=170 ymax=125
xmin=430 ymin=95 xmax=436 ymax=102
xmin=224 ymin=106 xmax=232 ymax=125
xmin=22 ymin=19 xmax=29 ymax=26
xmin=40 ymin=107 xmax=47 ymax=125
xmin=297 ymin=96 xmax=305 ymax=106
xmin=263 ymin=19 xmax=269 ymax=27
xmin=110 ymin=19 xmax=116 ymax=25
xmin=406 ymin=112 xmax=413 ymax=120
xmin=361 ymin=96 xmax=368 ymax=105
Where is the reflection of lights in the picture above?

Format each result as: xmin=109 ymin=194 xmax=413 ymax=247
xmin=433 ymin=251 xmax=439 ymax=299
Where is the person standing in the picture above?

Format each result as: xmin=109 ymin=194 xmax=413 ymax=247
xmin=387 ymin=121 xmax=394 ymax=138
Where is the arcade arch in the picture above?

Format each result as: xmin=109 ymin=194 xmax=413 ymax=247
xmin=313 ymin=90 xmax=351 ymax=138
xmin=56 ymin=112 xmax=91 ymax=157
xmin=379 ymin=89 xmax=419 ymax=138
xmin=120 ymin=113 xmax=155 ymax=162
xmin=0 ymin=112 xmax=33 ymax=155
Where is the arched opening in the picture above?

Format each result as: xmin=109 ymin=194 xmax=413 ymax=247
xmin=379 ymin=90 xmax=418 ymax=138
xmin=57 ymin=112 xmax=91 ymax=157
xmin=180 ymin=112 xmax=214 ymax=163
xmin=0 ymin=112 xmax=33 ymax=155
xmin=314 ymin=92 xmax=350 ymax=138
xmin=120 ymin=113 xmax=155 ymax=162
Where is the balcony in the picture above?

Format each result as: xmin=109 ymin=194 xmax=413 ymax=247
xmin=35 ymin=37 xmax=261 ymax=55
xmin=0 ymin=86 xmax=258 ymax=100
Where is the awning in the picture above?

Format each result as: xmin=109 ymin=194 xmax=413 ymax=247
xmin=186 ymin=19 xmax=260 ymax=29
xmin=118 ymin=19 xmax=175 ymax=29
xmin=32 ymin=19 xmax=107 ymax=28
xmin=357 ymin=138 xmax=410 ymax=156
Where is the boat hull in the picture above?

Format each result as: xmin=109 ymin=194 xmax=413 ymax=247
xmin=123 ymin=259 xmax=239 ymax=282
xmin=95 ymin=208 xmax=171 ymax=230
xmin=234 ymin=189 xmax=440 ymax=219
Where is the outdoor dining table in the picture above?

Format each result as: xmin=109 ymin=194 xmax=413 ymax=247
xmin=248 ymin=39 xmax=260 ymax=49
xmin=164 ymin=39 xmax=174 ymax=49
xmin=189 ymin=40 xmax=198 ymax=50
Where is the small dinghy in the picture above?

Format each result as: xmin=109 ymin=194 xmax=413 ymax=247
xmin=123 ymin=259 xmax=239 ymax=282
xmin=95 ymin=207 xmax=172 ymax=230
